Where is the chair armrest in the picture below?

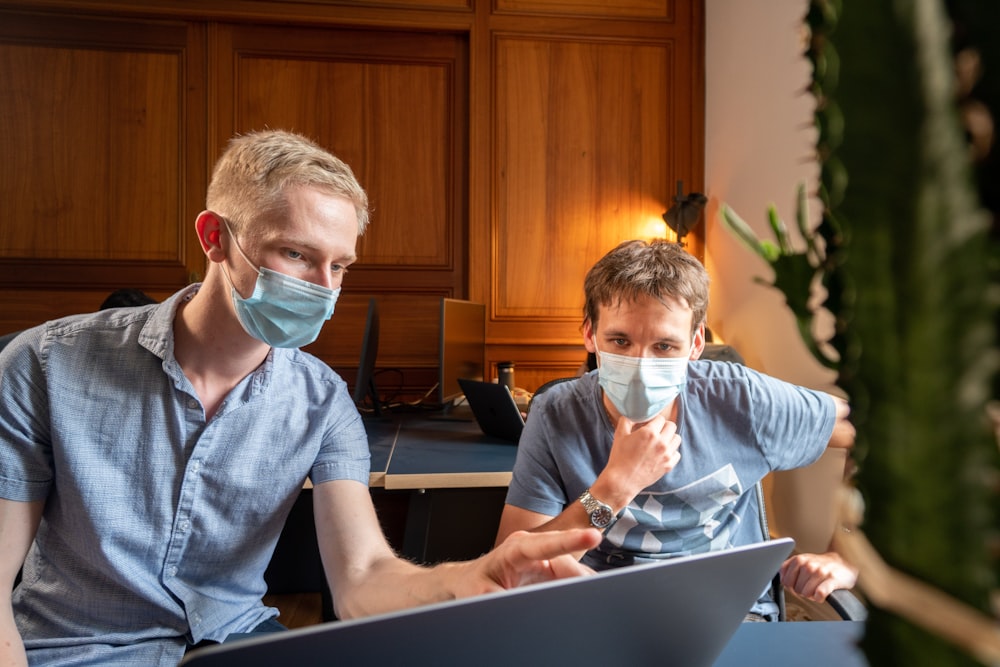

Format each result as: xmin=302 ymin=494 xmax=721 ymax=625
xmin=826 ymin=588 xmax=867 ymax=621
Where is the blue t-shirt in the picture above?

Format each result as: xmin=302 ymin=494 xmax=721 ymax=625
xmin=506 ymin=363 xmax=835 ymax=617
xmin=0 ymin=285 xmax=370 ymax=665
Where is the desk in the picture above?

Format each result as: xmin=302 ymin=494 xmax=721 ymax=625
xmin=714 ymin=621 xmax=866 ymax=666
xmin=365 ymin=416 xmax=517 ymax=562
xmin=383 ymin=417 xmax=517 ymax=489
xmin=364 ymin=416 xmax=518 ymax=489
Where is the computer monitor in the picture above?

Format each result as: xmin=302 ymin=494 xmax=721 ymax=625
xmin=438 ymin=298 xmax=486 ymax=407
xmin=352 ymin=298 xmax=383 ymax=417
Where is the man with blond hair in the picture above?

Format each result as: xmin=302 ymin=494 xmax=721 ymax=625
xmin=0 ymin=130 xmax=598 ymax=666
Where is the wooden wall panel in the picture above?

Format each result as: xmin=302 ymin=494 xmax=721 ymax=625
xmin=0 ymin=288 xmax=175 ymax=337
xmin=495 ymin=0 xmax=672 ymax=20
xmin=272 ymin=0 xmax=472 ymax=9
xmin=491 ymin=35 xmax=677 ymax=337
xmin=236 ymin=57 xmax=453 ymax=267
xmin=0 ymin=10 xmax=207 ymax=311
xmin=0 ymin=46 xmax=178 ymax=259
xmin=217 ymin=24 xmax=467 ymax=284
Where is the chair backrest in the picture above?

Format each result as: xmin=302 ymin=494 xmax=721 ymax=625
xmin=755 ymin=482 xmax=787 ymax=621
xmin=529 ymin=376 xmax=578 ymax=410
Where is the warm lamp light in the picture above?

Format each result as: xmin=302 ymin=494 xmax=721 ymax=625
xmin=644 ymin=217 xmax=677 ymax=241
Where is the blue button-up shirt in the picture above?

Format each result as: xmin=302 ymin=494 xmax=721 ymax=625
xmin=0 ymin=285 xmax=370 ymax=665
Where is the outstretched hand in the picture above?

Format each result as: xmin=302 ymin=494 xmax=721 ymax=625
xmin=458 ymin=528 xmax=601 ymax=597
xmin=780 ymin=550 xmax=858 ymax=602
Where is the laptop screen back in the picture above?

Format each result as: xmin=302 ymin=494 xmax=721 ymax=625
xmin=457 ymin=378 xmax=525 ymax=443
xmin=181 ymin=538 xmax=794 ymax=667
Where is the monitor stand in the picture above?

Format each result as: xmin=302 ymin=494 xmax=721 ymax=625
xmin=358 ymin=379 xmax=395 ymax=423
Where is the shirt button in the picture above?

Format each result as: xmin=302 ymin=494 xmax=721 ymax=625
xmin=188 ymin=399 xmax=199 ymax=409
xmin=179 ymin=520 xmax=190 ymax=531
xmin=168 ymin=566 xmax=178 ymax=577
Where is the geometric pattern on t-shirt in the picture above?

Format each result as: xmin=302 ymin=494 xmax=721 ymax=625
xmin=604 ymin=464 xmax=743 ymax=558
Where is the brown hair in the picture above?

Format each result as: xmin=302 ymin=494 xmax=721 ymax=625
xmin=206 ymin=129 xmax=369 ymax=236
xmin=583 ymin=239 xmax=709 ymax=335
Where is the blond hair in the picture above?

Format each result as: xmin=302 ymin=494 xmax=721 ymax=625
xmin=206 ymin=129 xmax=369 ymax=236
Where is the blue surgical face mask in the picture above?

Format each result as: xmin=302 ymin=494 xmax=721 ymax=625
xmin=596 ymin=349 xmax=689 ymax=423
xmin=222 ymin=220 xmax=340 ymax=348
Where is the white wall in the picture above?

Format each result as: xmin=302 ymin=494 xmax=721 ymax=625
xmin=705 ymin=0 xmax=846 ymax=552
xmin=704 ymin=0 xmax=835 ymax=391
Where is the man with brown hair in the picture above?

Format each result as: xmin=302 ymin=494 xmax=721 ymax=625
xmin=496 ymin=239 xmax=856 ymax=621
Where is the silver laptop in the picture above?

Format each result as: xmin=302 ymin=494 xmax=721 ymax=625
xmin=457 ymin=378 xmax=525 ymax=443
xmin=180 ymin=538 xmax=794 ymax=667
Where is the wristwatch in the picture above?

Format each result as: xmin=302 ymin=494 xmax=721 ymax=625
xmin=578 ymin=489 xmax=616 ymax=529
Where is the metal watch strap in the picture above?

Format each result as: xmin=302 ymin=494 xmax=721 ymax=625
xmin=578 ymin=489 xmax=616 ymax=529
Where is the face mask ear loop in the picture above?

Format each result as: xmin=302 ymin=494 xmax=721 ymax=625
xmin=220 ymin=259 xmax=240 ymax=295
xmin=222 ymin=218 xmax=262 ymax=273
xmin=219 ymin=217 xmax=262 ymax=295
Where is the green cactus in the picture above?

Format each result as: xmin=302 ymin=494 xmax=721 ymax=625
xmin=724 ymin=1 xmax=1000 ymax=664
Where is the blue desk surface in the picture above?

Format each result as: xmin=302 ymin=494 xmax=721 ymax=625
xmin=714 ymin=621 xmax=866 ymax=666
xmin=362 ymin=415 xmax=518 ymax=490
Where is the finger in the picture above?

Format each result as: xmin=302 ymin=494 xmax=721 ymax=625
xmin=667 ymin=450 xmax=681 ymax=468
xmin=546 ymin=554 xmax=597 ymax=580
xmin=500 ymin=529 xmax=600 ymax=588
xmin=783 ymin=570 xmax=811 ymax=598
xmin=516 ymin=553 xmax=596 ymax=587
xmin=633 ymin=414 xmax=669 ymax=435
xmin=779 ymin=560 xmax=803 ymax=589
xmin=811 ymin=578 xmax=838 ymax=602
xmin=666 ymin=430 xmax=682 ymax=454
xmin=505 ymin=528 xmax=602 ymax=566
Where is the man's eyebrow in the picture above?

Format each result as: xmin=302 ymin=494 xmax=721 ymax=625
xmin=275 ymin=236 xmax=357 ymax=262
xmin=602 ymin=329 xmax=684 ymax=345
xmin=601 ymin=328 xmax=630 ymax=338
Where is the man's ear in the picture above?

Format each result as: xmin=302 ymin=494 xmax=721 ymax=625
xmin=689 ymin=322 xmax=706 ymax=360
xmin=195 ymin=211 xmax=225 ymax=261
xmin=583 ymin=319 xmax=597 ymax=354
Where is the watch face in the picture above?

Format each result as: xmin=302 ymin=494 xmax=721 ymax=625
xmin=591 ymin=506 xmax=615 ymax=529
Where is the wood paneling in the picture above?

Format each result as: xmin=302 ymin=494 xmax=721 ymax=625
xmin=0 ymin=11 xmax=207 ymax=295
xmin=481 ymin=1 xmax=704 ymax=357
xmin=0 ymin=1 xmax=704 ymax=403
xmin=215 ymin=22 xmax=468 ymax=289
xmin=280 ymin=0 xmax=472 ymax=8
xmin=0 ymin=288 xmax=174 ymax=337
xmin=495 ymin=0 xmax=672 ymax=20
xmin=493 ymin=35 xmax=674 ymax=327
